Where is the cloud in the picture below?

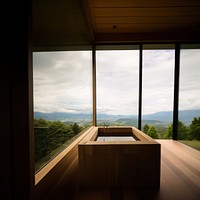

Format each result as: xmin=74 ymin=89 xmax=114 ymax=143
xmin=179 ymin=49 xmax=200 ymax=110
xmin=33 ymin=51 xmax=92 ymax=114
xmin=142 ymin=50 xmax=175 ymax=114
xmin=33 ymin=49 xmax=200 ymax=116
xmin=96 ymin=50 xmax=139 ymax=115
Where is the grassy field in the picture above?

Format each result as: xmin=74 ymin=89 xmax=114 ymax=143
xmin=179 ymin=140 xmax=200 ymax=151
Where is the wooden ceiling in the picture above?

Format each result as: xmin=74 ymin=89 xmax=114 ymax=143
xmin=33 ymin=0 xmax=200 ymax=50
xmin=86 ymin=0 xmax=200 ymax=42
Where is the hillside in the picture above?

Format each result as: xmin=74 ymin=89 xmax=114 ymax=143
xmin=34 ymin=109 xmax=200 ymax=124
xmin=143 ymin=110 xmax=200 ymax=124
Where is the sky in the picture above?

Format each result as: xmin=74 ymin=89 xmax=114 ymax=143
xmin=96 ymin=50 xmax=139 ymax=115
xmin=179 ymin=49 xmax=200 ymax=111
xmin=33 ymin=49 xmax=200 ymax=116
xmin=33 ymin=51 xmax=92 ymax=114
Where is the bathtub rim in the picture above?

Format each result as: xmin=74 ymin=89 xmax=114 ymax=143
xmin=79 ymin=126 xmax=159 ymax=145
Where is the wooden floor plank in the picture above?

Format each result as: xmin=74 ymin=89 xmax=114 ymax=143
xmin=157 ymin=140 xmax=200 ymax=200
xmin=47 ymin=140 xmax=200 ymax=200
xmin=173 ymin=140 xmax=200 ymax=160
xmin=161 ymin=144 xmax=200 ymax=186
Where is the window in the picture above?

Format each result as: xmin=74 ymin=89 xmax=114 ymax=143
xmin=142 ymin=45 xmax=175 ymax=139
xmin=33 ymin=51 xmax=92 ymax=172
xmin=96 ymin=49 xmax=139 ymax=126
xmin=178 ymin=45 xmax=200 ymax=151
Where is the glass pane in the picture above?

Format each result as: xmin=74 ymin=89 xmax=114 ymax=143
xmin=96 ymin=50 xmax=139 ymax=126
xmin=179 ymin=48 xmax=200 ymax=151
xmin=142 ymin=49 xmax=175 ymax=139
xmin=33 ymin=51 xmax=92 ymax=172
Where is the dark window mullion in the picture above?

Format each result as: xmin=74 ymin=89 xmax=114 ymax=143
xmin=173 ymin=43 xmax=180 ymax=140
xmin=138 ymin=44 xmax=143 ymax=130
xmin=92 ymin=42 xmax=97 ymax=126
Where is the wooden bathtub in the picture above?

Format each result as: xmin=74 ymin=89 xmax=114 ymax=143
xmin=78 ymin=126 xmax=160 ymax=189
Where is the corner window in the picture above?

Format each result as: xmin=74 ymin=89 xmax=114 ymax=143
xmin=142 ymin=45 xmax=175 ymax=139
xmin=33 ymin=51 xmax=92 ymax=172
xmin=96 ymin=48 xmax=139 ymax=126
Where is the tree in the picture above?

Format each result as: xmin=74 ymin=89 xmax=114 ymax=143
xmin=48 ymin=120 xmax=73 ymax=149
xmin=34 ymin=127 xmax=50 ymax=162
xmin=189 ymin=117 xmax=200 ymax=140
xmin=163 ymin=121 xmax=189 ymax=140
xmin=178 ymin=121 xmax=189 ymax=140
xmin=34 ymin=118 xmax=83 ymax=163
xmin=34 ymin=118 xmax=49 ymax=127
xmin=71 ymin=123 xmax=81 ymax=135
xmin=143 ymin=124 xmax=150 ymax=134
xmin=162 ymin=123 xmax=173 ymax=139
xmin=147 ymin=126 xmax=158 ymax=139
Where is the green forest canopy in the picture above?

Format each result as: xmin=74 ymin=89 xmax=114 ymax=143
xmin=34 ymin=118 xmax=84 ymax=163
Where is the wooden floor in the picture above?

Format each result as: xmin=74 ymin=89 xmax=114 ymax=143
xmin=47 ymin=140 xmax=200 ymax=200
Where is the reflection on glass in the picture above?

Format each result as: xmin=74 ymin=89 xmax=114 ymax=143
xmin=179 ymin=48 xmax=200 ymax=151
xmin=33 ymin=51 xmax=92 ymax=172
xmin=142 ymin=49 xmax=175 ymax=139
xmin=96 ymin=50 xmax=139 ymax=126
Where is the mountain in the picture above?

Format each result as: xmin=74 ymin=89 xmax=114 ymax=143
xmin=97 ymin=113 xmax=135 ymax=120
xmin=143 ymin=110 xmax=200 ymax=124
xmin=34 ymin=109 xmax=200 ymax=124
xmin=34 ymin=112 xmax=92 ymax=121
xmin=143 ymin=111 xmax=173 ymax=122
xmin=116 ymin=117 xmax=164 ymax=126
xmin=179 ymin=110 xmax=200 ymax=123
xmin=34 ymin=112 xmax=135 ymax=121
xmin=115 ymin=117 xmax=138 ymax=126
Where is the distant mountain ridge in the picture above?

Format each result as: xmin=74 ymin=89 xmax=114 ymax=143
xmin=34 ymin=109 xmax=200 ymax=123
xmin=34 ymin=112 xmax=92 ymax=120
xmin=143 ymin=110 xmax=200 ymax=123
